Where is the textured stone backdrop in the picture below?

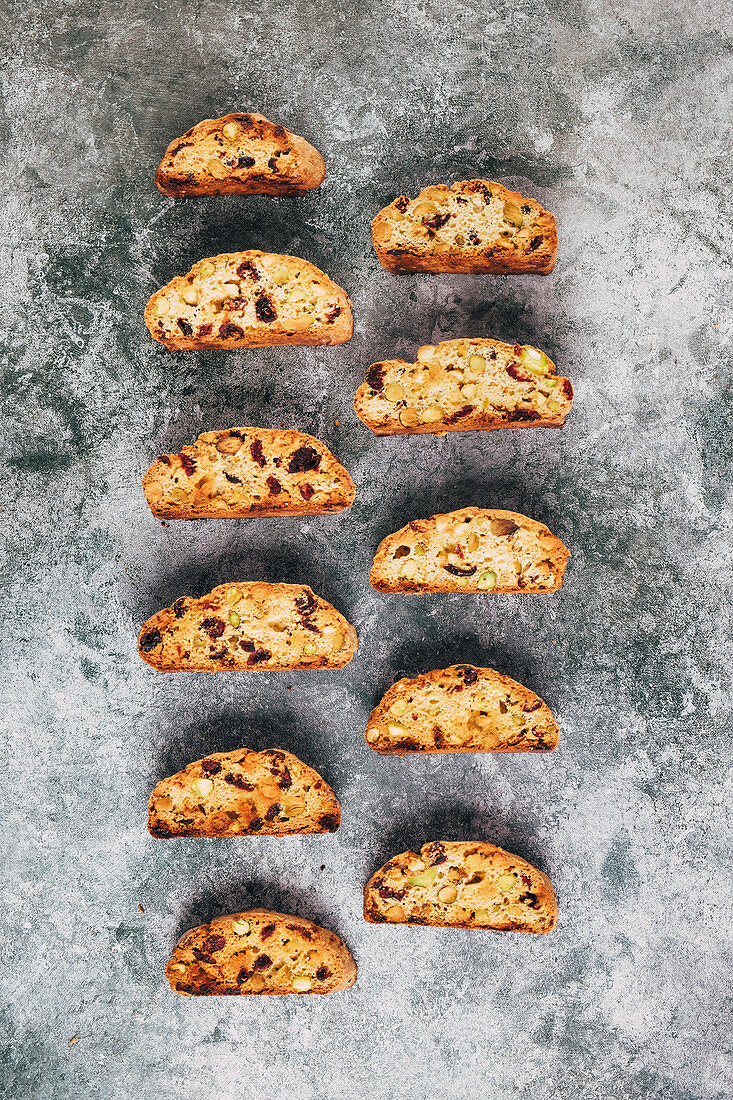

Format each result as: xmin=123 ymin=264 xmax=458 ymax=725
xmin=1 ymin=1 xmax=731 ymax=1098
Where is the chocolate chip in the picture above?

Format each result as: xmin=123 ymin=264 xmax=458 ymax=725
xmin=237 ymin=155 xmax=255 ymax=168
xmin=139 ymin=629 xmax=162 ymax=652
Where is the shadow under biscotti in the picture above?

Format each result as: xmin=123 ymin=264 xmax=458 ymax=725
xmin=129 ymin=530 xmax=351 ymax=627
xmin=147 ymin=706 xmax=344 ymax=796
xmin=171 ymin=875 xmax=352 ymax=949
xmin=363 ymin=799 xmax=555 ymax=882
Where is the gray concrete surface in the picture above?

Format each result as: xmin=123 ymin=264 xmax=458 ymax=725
xmin=1 ymin=1 xmax=732 ymax=1097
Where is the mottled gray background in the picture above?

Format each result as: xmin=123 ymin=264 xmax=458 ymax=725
xmin=1 ymin=1 xmax=732 ymax=1097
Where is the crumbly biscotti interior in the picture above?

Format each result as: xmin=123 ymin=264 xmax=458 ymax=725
xmin=147 ymin=252 xmax=349 ymax=346
xmin=148 ymin=748 xmax=340 ymax=837
xmin=365 ymin=665 xmax=559 ymax=753
xmin=158 ymin=112 xmax=322 ymax=194
xmin=372 ymin=180 xmax=554 ymax=267
xmin=166 ymin=909 xmax=357 ymax=995
xmin=364 ymin=841 xmax=556 ymax=932
xmin=143 ymin=428 xmax=355 ymax=518
xmin=371 ymin=508 xmax=569 ymax=593
xmin=355 ymin=338 xmax=573 ymax=434
xmin=138 ymin=582 xmax=357 ymax=671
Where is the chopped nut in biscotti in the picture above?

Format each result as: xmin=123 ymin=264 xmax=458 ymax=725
xmin=144 ymin=251 xmax=353 ymax=351
xmin=142 ymin=427 xmax=355 ymax=519
xmin=155 ymin=112 xmax=326 ymax=198
xmin=138 ymin=581 xmax=358 ymax=672
xmin=371 ymin=179 xmax=557 ymax=275
xmin=166 ymin=909 xmax=357 ymax=995
xmin=370 ymin=507 xmax=569 ymax=594
xmin=364 ymin=841 xmax=557 ymax=932
xmin=365 ymin=664 xmax=559 ymax=754
xmin=354 ymin=337 xmax=572 ymax=436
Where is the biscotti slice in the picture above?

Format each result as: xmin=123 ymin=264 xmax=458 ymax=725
xmin=354 ymin=338 xmax=573 ymax=435
xmin=156 ymin=112 xmax=325 ymax=197
xmin=370 ymin=507 xmax=569 ymax=594
xmin=138 ymin=582 xmax=357 ymax=671
xmin=365 ymin=665 xmax=559 ymax=754
xmin=372 ymin=179 xmax=557 ymax=274
xmin=145 ymin=251 xmax=352 ymax=350
xmin=143 ymin=427 xmax=356 ymax=519
xmin=166 ymin=909 xmax=357 ymax=995
xmin=148 ymin=748 xmax=340 ymax=837
xmin=364 ymin=841 xmax=557 ymax=933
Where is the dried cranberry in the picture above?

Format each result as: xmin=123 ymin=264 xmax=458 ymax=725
xmin=249 ymin=817 xmax=263 ymax=831
xmin=177 ymin=318 xmax=193 ymax=336
xmin=139 ymin=629 xmax=162 ymax=652
xmin=521 ymin=873 xmax=532 ymax=887
xmin=202 ymin=934 xmax=227 ymax=954
xmin=268 ymin=156 xmax=279 ymax=170
xmin=253 ymin=954 xmax=271 ymax=969
xmin=530 ymin=235 xmax=543 ymax=250
xmin=458 ymin=666 xmax=478 ymax=684
xmin=236 ymin=260 xmax=259 ymax=280
xmin=325 ymin=305 xmax=342 ymax=323
xmin=201 ymin=617 xmax=226 ymax=638
xmin=237 ymin=155 xmax=255 ymax=168
xmin=261 ymin=924 xmax=276 ymax=939
xmin=266 ymin=476 xmax=282 ymax=495
xmin=467 ymin=230 xmax=481 ymax=245
xmin=198 ymin=323 xmax=212 ymax=336
xmin=295 ymin=591 xmax=318 ymax=616
xmin=224 ymin=773 xmax=254 ymax=790
xmin=238 ymin=639 xmax=255 ymax=651
xmin=366 ymin=364 xmax=385 ymax=392
xmin=519 ymin=892 xmax=540 ymax=909
xmin=178 ymin=453 xmax=196 ymax=476
xmin=507 ymin=409 xmax=541 ymax=421
xmin=172 ymin=597 xmax=187 ymax=618
xmin=192 ymin=948 xmax=215 ymax=964
xmin=250 ymin=439 xmax=266 ymax=467
xmin=443 ymin=563 xmax=477 ymax=577
xmin=219 ymin=322 xmax=244 ymax=339
xmin=378 ymin=886 xmax=406 ymax=900
xmin=445 ymin=405 xmax=473 ymax=423
xmin=278 ymin=768 xmax=292 ymax=789
xmin=506 ymin=363 xmax=531 ymax=382
xmin=299 ymin=483 xmax=314 ymax=501
xmin=264 ymin=803 xmax=281 ymax=821
xmin=288 ymin=445 xmax=321 ymax=473
xmin=246 ymin=647 xmax=271 ymax=665
xmin=201 ymin=758 xmax=222 ymax=775
xmin=255 ymin=295 xmax=277 ymax=323
xmin=159 ymin=455 xmax=172 ymax=466
xmin=561 ymin=378 xmax=573 ymax=399
xmin=315 ymin=966 xmax=329 ymax=981
xmin=319 ymin=813 xmax=339 ymax=832
xmin=237 ymin=967 xmax=249 ymax=983
xmin=224 ymin=472 xmax=241 ymax=484
xmin=425 ymin=212 xmax=451 ymax=230
xmin=394 ymin=196 xmax=410 ymax=212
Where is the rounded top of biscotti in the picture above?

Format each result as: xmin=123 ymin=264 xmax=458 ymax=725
xmin=370 ymin=507 xmax=569 ymax=594
xmin=166 ymin=909 xmax=357 ymax=995
xmin=365 ymin=663 xmax=560 ymax=754
xmin=364 ymin=840 xmax=557 ymax=932
xmin=371 ymin=179 xmax=557 ymax=274
xmin=156 ymin=111 xmax=325 ymax=197
xmin=138 ymin=581 xmax=358 ymax=672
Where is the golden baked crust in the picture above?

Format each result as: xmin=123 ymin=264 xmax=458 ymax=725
xmin=138 ymin=582 xmax=358 ymax=671
xmin=155 ymin=112 xmax=325 ymax=197
xmin=166 ymin=909 xmax=357 ymax=995
xmin=364 ymin=841 xmax=557 ymax=932
xmin=145 ymin=251 xmax=353 ymax=350
xmin=365 ymin=665 xmax=559 ymax=754
xmin=148 ymin=748 xmax=341 ymax=837
xmin=354 ymin=338 xmax=573 ymax=436
xmin=370 ymin=507 xmax=569 ymax=594
xmin=142 ymin=427 xmax=356 ymax=519
xmin=372 ymin=180 xmax=557 ymax=274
